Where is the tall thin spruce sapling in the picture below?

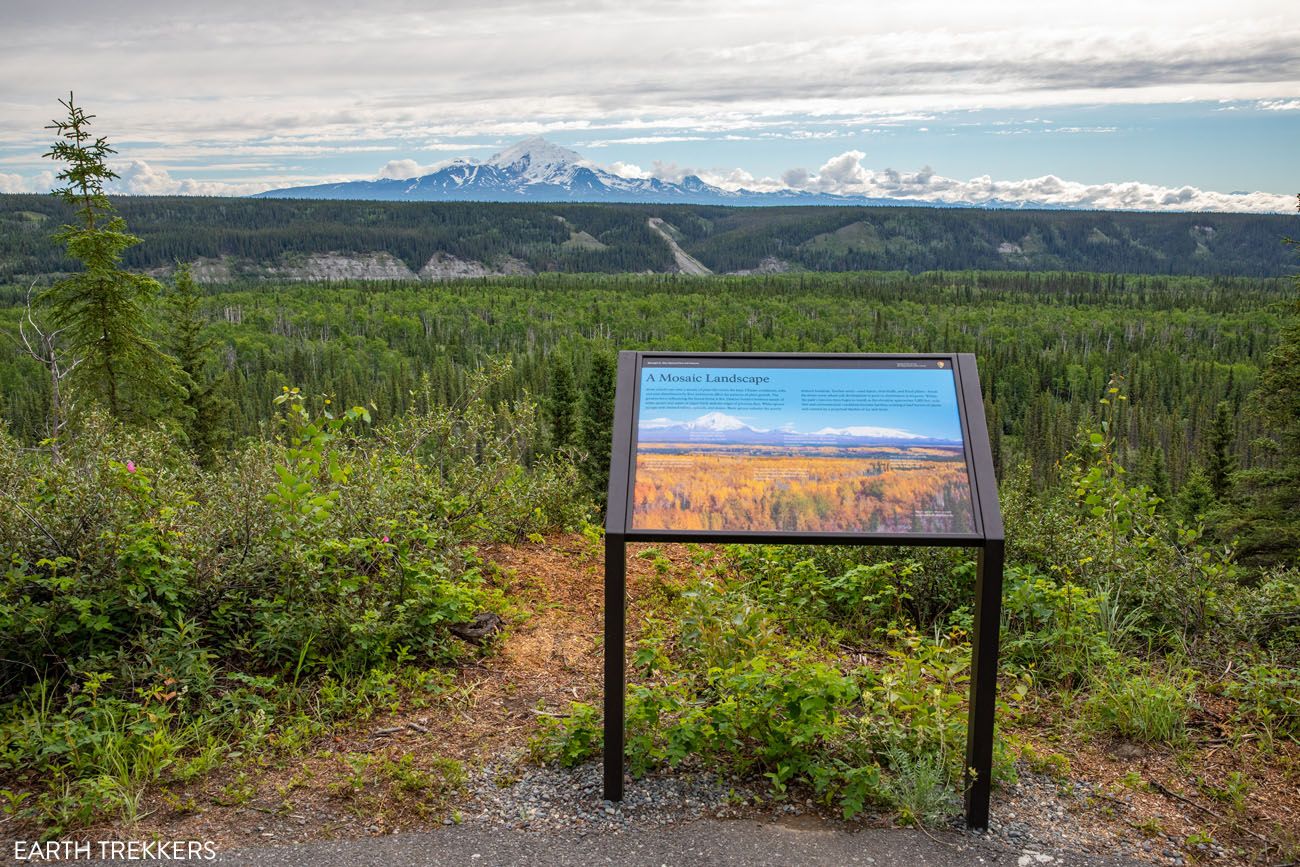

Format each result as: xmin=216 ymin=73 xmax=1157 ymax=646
xmin=41 ymin=92 xmax=180 ymax=419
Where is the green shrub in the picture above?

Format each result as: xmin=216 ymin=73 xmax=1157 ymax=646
xmin=1000 ymin=565 xmax=1115 ymax=687
xmin=1084 ymin=662 xmax=1195 ymax=745
xmin=724 ymin=545 xmax=975 ymax=638
xmin=1225 ymin=662 xmax=1300 ymax=741
xmin=0 ymin=362 xmax=585 ymax=831
xmin=530 ymin=702 xmax=602 ymax=768
xmin=608 ymin=569 xmax=1012 ymax=823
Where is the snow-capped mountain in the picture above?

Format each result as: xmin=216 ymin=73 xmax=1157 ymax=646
xmin=252 ymin=137 xmax=962 ymax=207
xmin=638 ymin=413 xmax=961 ymax=447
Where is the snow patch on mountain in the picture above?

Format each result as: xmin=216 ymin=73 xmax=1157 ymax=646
xmin=814 ymin=425 xmax=921 ymax=439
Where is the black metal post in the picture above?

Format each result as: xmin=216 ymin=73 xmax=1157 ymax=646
xmin=602 ymin=352 xmax=637 ymax=803
xmin=964 ymin=537 xmax=1004 ymax=829
xmin=602 ymin=532 xmax=626 ymax=802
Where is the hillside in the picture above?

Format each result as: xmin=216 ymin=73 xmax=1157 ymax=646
xmin=1 ymin=194 xmax=1295 ymax=281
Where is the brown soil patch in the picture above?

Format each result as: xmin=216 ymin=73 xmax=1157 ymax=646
xmin=1011 ymin=691 xmax=1300 ymax=864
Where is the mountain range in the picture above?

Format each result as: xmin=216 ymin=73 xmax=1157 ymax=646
xmin=255 ymin=138 xmax=988 ymax=208
xmin=637 ymin=412 xmax=962 ymax=448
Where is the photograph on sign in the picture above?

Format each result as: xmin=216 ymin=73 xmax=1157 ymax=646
xmin=630 ymin=357 xmax=977 ymax=535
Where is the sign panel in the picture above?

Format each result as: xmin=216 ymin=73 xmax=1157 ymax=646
xmin=627 ymin=355 xmax=979 ymax=537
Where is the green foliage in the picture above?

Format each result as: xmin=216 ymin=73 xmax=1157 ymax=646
xmin=1020 ymin=745 xmax=1072 ymax=781
xmin=1224 ymin=662 xmax=1300 ymax=741
xmin=0 ymin=271 xmax=1286 ymax=501
xmin=580 ymin=561 xmax=1018 ymax=824
xmin=1084 ymin=662 xmax=1195 ymax=745
xmin=1176 ymin=466 xmax=1214 ymax=524
xmin=1205 ymin=401 xmax=1237 ymax=501
xmin=546 ymin=355 xmax=578 ymax=452
xmin=724 ymin=544 xmax=974 ymax=637
xmin=1218 ymin=298 xmax=1300 ymax=564
xmin=1008 ymin=383 xmax=1242 ymax=655
xmin=0 ymin=194 xmax=1295 ymax=281
xmin=529 ymin=702 xmax=602 ymax=767
xmin=39 ymin=94 xmax=179 ymax=418
xmin=1000 ymin=566 xmax=1115 ymax=687
xmin=0 ymin=366 xmax=584 ymax=830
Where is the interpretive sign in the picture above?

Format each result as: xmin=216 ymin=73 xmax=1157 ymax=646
xmin=630 ymin=357 xmax=979 ymax=537
xmin=603 ymin=352 xmax=1005 ymax=828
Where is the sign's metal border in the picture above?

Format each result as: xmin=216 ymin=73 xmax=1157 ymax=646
xmin=603 ymin=351 xmax=1005 ymax=829
xmin=622 ymin=351 xmax=984 ymax=543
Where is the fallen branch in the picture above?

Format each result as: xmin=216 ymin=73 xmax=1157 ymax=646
xmin=1147 ymin=779 xmax=1274 ymax=848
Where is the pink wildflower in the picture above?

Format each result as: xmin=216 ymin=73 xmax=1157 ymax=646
xmin=382 ymin=535 xmax=390 ymax=544
xmin=126 ymin=461 xmax=137 ymax=474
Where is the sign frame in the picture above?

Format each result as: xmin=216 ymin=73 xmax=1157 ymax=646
xmin=602 ymin=351 xmax=1005 ymax=828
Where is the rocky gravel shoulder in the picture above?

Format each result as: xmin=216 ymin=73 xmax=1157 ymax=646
xmin=447 ymin=751 xmax=1164 ymax=866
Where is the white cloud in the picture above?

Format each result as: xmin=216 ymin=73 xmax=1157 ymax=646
xmin=761 ymin=150 xmax=1295 ymax=213
xmin=105 ymin=159 xmax=341 ymax=196
xmin=0 ymin=171 xmax=52 ymax=193
xmin=377 ymin=159 xmax=426 ymax=179
xmin=648 ymin=160 xmax=691 ymax=184
xmin=1257 ymin=99 xmax=1300 ymax=111
xmin=0 ymin=173 xmax=29 ymax=193
xmin=578 ymin=136 xmax=711 ymax=148
xmin=607 ymin=161 xmax=649 ymax=179
xmin=2 ymin=4 xmax=1295 ymax=171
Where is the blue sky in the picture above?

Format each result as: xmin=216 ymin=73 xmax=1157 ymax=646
xmin=638 ymin=367 xmax=965 ymax=441
xmin=1 ymin=1 xmax=1297 ymax=212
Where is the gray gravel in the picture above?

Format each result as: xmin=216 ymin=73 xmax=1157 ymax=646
xmin=458 ymin=750 xmax=766 ymax=834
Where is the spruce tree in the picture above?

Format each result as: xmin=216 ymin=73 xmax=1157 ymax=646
xmin=41 ymin=93 xmax=179 ymax=419
xmin=169 ymin=263 xmax=227 ymax=464
xmin=1218 ymin=300 xmax=1300 ymax=562
xmin=579 ymin=351 xmax=617 ymax=497
xmin=546 ymin=355 xmax=578 ymax=452
xmin=1176 ymin=465 xmax=1214 ymax=524
xmin=1205 ymin=400 xmax=1236 ymax=501
xmin=1213 ymin=197 xmax=1300 ymax=562
xmin=1138 ymin=446 xmax=1171 ymax=511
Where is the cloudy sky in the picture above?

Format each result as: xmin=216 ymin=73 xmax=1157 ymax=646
xmin=1 ymin=0 xmax=1297 ymax=212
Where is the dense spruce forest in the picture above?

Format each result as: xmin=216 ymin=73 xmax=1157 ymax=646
xmin=0 ymin=269 xmax=1291 ymax=502
xmin=1 ymin=193 xmax=1296 ymax=280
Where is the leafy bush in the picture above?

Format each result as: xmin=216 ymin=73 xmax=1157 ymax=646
xmin=1225 ymin=662 xmax=1300 ymax=741
xmin=0 ymin=362 xmax=585 ymax=830
xmin=598 ymin=566 xmax=1016 ymax=823
xmin=529 ymin=702 xmax=602 ymax=768
xmin=725 ymin=544 xmax=975 ymax=637
xmin=1000 ymin=565 xmax=1115 ymax=687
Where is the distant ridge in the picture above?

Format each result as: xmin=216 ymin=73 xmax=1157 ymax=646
xmin=2 ymin=193 xmax=1295 ymax=281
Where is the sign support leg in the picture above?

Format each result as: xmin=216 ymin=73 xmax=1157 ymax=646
xmin=964 ymin=538 xmax=1004 ymax=829
xmin=602 ymin=532 xmax=626 ymax=803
